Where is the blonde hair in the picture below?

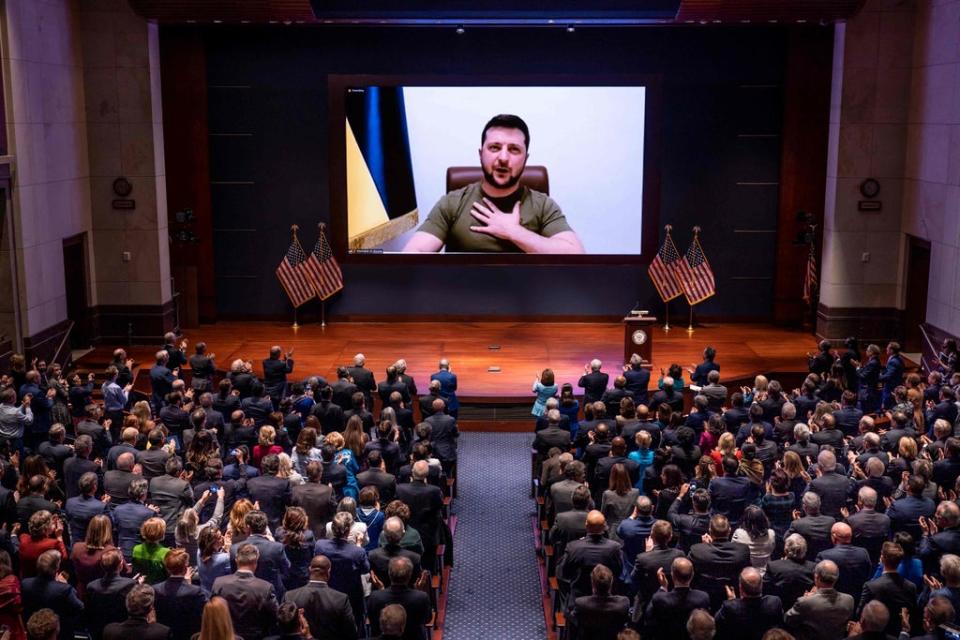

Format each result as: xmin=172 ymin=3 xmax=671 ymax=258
xmin=277 ymin=453 xmax=295 ymax=479
xmin=84 ymin=514 xmax=114 ymax=550
xmin=717 ymin=432 xmax=736 ymax=456
xmin=140 ymin=517 xmax=166 ymax=544
xmin=899 ymin=436 xmax=918 ymax=459
xmin=198 ymin=596 xmax=237 ymax=640
xmin=176 ymin=508 xmax=201 ymax=544
xmin=783 ymin=450 xmax=804 ymax=479
xmin=229 ymin=499 xmax=254 ymax=535
xmin=325 ymin=431 xmax=345 ymax=450
xmin=132 ymin=401 xmax=152 ymax=430
xmin=754 ymin=375 xmax=768 ymax=392
xmin=259 ymin=425 xmax=276 ymax=447
xmin=635 ymin=430 xmax=652 ymax=450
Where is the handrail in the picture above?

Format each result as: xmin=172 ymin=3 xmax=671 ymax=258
xmin=51 ymin=320 xmax=75 ymax=368
xmin=918 ymin=323 xmax=939 ymax=374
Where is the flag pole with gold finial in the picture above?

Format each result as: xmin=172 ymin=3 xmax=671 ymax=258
xmin=290 ymin=224 xmax=300 ymax=330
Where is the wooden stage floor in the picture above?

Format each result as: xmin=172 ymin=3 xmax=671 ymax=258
xmin=100 ymin=320 xmax=819 ymax=401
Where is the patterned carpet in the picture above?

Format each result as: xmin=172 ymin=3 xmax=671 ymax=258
xmin=442 ymin=432 xmax=546 ymax=639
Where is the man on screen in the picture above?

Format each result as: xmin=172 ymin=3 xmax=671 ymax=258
xmin=402 ymin=114 xmax=585 ymax=254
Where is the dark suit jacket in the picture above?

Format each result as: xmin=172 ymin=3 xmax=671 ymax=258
xmin=688 ymin=540 xmax=752 ymax=610
xmin=558 ymin=534 xmax=623 ymax=608
xmin=691 ymin=360 xmax=719 ymax=386
xmin=230 ymin=533 xmax=291 ymax=598
xmin=22 ymin=575 xmax=85 ymax=640
xmin=263 ymin=357 xmax=294 ymax=398
xmin=368 ymin=545 xmax=422 ymax=587
xmin=549 ymin=509 xmax=590 ymax=557
xmin=835 ymin=406 xmax=865 ymax=437
xmin=578 ymin=371 xmax=609 ymax=405
xmin=787 ymin=514 xmax=837 ymax=560
xmin=346 ymin=366 xmax=376 ymax=407
xmin=715 ymin=595 xmax=784 ymax=640
xmin=102 ymin=616 xmax=172 ymax=640
xmin=149 ymin=474 xmax=194 ymax=532
xmin=643 ymin=587 xmax=711 ymax=639
xmin=378 ymin=381 xmax=411 ymax=407
xmin=292 ymin=481 xmax=338 ymax=538
xmin=367 ymin=585 xmax=432 ymax=640
xmin=77 ymin=419 xmax=113 ymax=458
xmin=650 ymin=388 xmax=684 ymax=413
xmin=624 ymin=368 xmax=651 ymax=405
xmin=149 ymin=364 xmax=175 ymax=409
xmin=311 ymin=401 xmax=345 ymax=435
xmin=104 ymin=469 xmax=136 ymax=505
xmin=332 ymin=379 xmax=360 ymax=411
xmin=630 ymin=546 xmax=686 ymax=608
xmin=85 ymin=575 xmax=136 ymax=640
xmin=212 ymin=571 xmax=279 ymax=640
xmin=809 ymin=470 xmax=854 ymax=518
xmin=246 ymin=474 xmax=292 ymax=531
xmin=763 ymin=557 xmax=815 ymax=611
xmin=709 ymin=475 xmax=758 ymax=525
xmin=785 ymin=588 xmax=855 ymax=640
xmin=418 ymin=393 xmax=442 ymax=419
xmin=533 ymin=426 xmax=572 ymax=455
xmin=284 ymin=581 xmax=358 ymax=640
xmin=153 ymin=576 xmax=208 ymax=638
xmin=860 ymin=572 xmax=919 ymax=636
xmin=65 ymin=494 xmax=111 ymax=545
xmin=423 ymin=413 xmax=459 ymax=462
xmin=816 ymin=543 xmax=873 ymax=602
xmin=570 ymin=593 xmax=630 ymax=640
xmin=429 ymin=370 xmax=458 ymax=412
xmin=847 ymin=508 xmax=891 ymax=541
xmin=64 ymin=456 xmax=102 ymax=499
xmin=356 ymin=468 xmax=397 ymax=504
xmin=396 ymin=481 xmax=444 ymax=547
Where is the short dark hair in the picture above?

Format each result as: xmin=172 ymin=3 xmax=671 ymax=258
xmin=481 ymin=114 xmax=530 ymax=149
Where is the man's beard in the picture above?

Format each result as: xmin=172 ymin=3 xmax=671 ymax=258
xmin=482 ymin=163 xmax=524 ymax=190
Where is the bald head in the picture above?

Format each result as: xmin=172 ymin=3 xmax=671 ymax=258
xmin=818 ymin=449 xmax=837 ymax=472
xmin=117 ymin=452 xmax=135 ymax=471
xmin=309 ymin=555 xmax=331 ymax=579
xmin=585 ymin=510 xmax=606 ymax=535
xmin=671 ymin=557 xmax=694 ymax=586
xmin=412 ymin=460 xmax=429 ymax=481
xmin=739 ymin=567 xmax=762 ymax=597
xmin=831 ymin=522 xmax=852 ymax=544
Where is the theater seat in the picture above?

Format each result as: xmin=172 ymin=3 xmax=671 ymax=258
xmin=446 ymin=165 xmax=549 ymax=194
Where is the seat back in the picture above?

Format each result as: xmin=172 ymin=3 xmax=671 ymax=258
xmin=446 ymin=165 xmax=549 ymax=194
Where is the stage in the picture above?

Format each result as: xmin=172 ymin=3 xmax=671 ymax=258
xmin=79 ymin=320 xmax=818 ymax=426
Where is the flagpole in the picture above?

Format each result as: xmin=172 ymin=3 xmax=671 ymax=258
xmin=687 ymin=304 xmax=694 ymax=334
xmin=321 ymin=299 xmax=326 ymax=329
xmin=290 ymin=224 xmax=300 ymax=329
xmin=663 ymin=224 xmax=673 ymax=332
xmin=686 ymin=225 xmax=701 ymax=335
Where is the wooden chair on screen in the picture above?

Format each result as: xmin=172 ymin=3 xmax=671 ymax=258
xmin=445 ymin=165 xmax=550 ymax=194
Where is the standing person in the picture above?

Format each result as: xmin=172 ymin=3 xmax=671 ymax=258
xmin=283 ymin=555 xmax=358 ymax=640
xmin=189 ymin=343 xmax=217 ymax=394
xmin=149 ymin=351 xmax=176 ymax=415
xmin=688 ymin=346 xmax=720 ymax=387
xmin=623 ymin=354 xmax=650 ymax=406
xmin=0 ymin=387 xmax=32 ymax=457
xmin=578 ymin=360 xmax=609 ymax=406
xmin=212 ymin=544 xmax=279 ymax=640
xmin=101 ymin=368 xmax=131 ymax=443
xmin=558 ymin=383 xmax=580 ymax=439
xmin=346 ymin=354 xmax=376 ymax=414
xmin=855 ymin=344 xmax=883 ymax=414
xmin=263 ymin=346 xmax=294 ymax=410
xmin=429 ymin=359 xmax=458 ymax=419
xmin=153 ymin=548 xmax=208 ymax=639
xmin=531 ymin=369 xmax=558 ymax=420
xmin=880 ymin=342 xmax=905 ymax=411
xmin=0 ymin=550 xmax=26 ymax=640
xmin=783 ymin=559 xmax=855 ymax=640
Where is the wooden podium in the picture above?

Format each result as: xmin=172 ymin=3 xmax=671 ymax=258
xmin=623 ymin=314 xmax=657 ymax=365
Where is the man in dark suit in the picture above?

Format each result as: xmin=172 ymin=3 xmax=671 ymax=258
xmin=880 ymin=411 xmax=916 ymax=453
xmin=549 ymin=460 xmax=589 ymax=521
xmin=292 ymin=460 xmax=338 ymax=538
xmin=919 ymin=500 xmax=960 ymax=576
xmin=153 ymin=548 xmax=208 ymax=639
xmin=578 ymin=359 xmax=609 ymax=405
xmin=429 ymin=358 xmax=459 ymax=419
xmin=343 ymin=392 xmax=375 ymax=434
xmin=815 ymin=522 xmax=873 ymax=602
xmin=102 ymin=584 xmax=172 ymax=640
xmin=933 ymin=437 xmax=960 ymax=490
xmin=64 ymin=471 xmax=110 ymax=544
xmin=887 ymin=474 xmax=936 ymax=536
xmin=709 ymin=455 xmax=758 ymax=526
xmin=533 ymin=409 xmax=572 ymax=457
xmin=22 ymin=550 xmax=85 ymax=640
xmin=808 ymin=340 xmax=834 ymax=376
xmin=396 ymin=461 xmax=444 ymax=570
xmin=105 ymin=427 xmax=140 ymax=471
xmin=667 ymin=486 xmax=712 ymax=552
xmin=835 ymin=390 xmax=865 ymax=437
xmin=784 ymin=559 xmax=855 ymax=640
xmin=16 ymin=475 xmax=60 ymax=529
xmin=331 ymin=367 xmax=360 ymax=412
xmin=650 ymin=376 xmax=684 ymax=414
xmin=643 ymin=557 xmax=710 ymax=639
xmin=283 ymin=555 xmax=358 ymax=640
xmin=37 ymin=423 xmax=72 ymax=481
xmin=85 ymin=549 xmax=136 ymax=640
xmin=76 ymin=404 xmax=113 ymax=460
xmin=367 ymin=556 xmax=432 ymax=640
xmin=808 ymin=449 xmax=854 ymax=518
xmin=764 ymin=533 xmax=816 ymax=611
xmin=246 ymin=454 xmax=292 ymax=531
xmin=616 ymin=496 xmax=656 ymax=571
xmin=859 ymin=541 xmax=919 ymax=636
xmin=346 ymin=353 xmax=376 ymax=412
xmin=162 ymin=331 xmax=188 ymax=370
xmin=600 ymin=376 xmax=633 ymax=421
xmin=63 ymin=435 xmax=101 ymax=500
xmin=212 ymin=544 xmax=279 ymax=640
xmin=357 ymin=451 xmax=397 ymax=504
xmin=880 ymin=341 xmax=905 ymax=410
xmin=418 ymin=380 xmax=443 ymax=420
xmin=688 ymin=514 xmax=752 ymax=611
xmin=623 ymin=354 xmax=651 ymax=405
xmin=149 ymin=350 xmax=176 ymax=414
xmin=629 ymin=519 xmax=685 ymax=614
xmin=230 ymin=511 xmax=290 ymax=599
xmin=557 ymin=510 xmax=622 ymax=611
xmin=856 ymin=344 xmax=883 ymax=414
xmin=369 ymin=517 xmax=422 ymax=587
xmin=378 ymin=365 xmax=411 ymax=408
xmin=103 ymin=452 xmax=137 ymax=505
xmin=689 ymin=346 xmax=720 ymax=386
xmin=394 ymin=359 xmax=418 ymax=399
xmin=423 ymin=401 xmax=458 ymax=473
xmin=714 ymin=567 xmax=784 ymax=640
xmin=149 ymin=456 xmax=194 ymax=545
xmin=787 ymin=492 xmax=836 ymax=560
xmin=592 ymin=436 xmax=639 ymax=494
xmin=759 ymin=380 xmax=787 ymax=424
xmin=569 ymin=564 xmax=630 ymax=640
xmin=188 ymin=342 xmax=216 ymax=393
xmin=926 ymin=387 xmax=959 ymax=431
xmin=314 ymin=512 xmax=370 ymax=628
xmin=549 ymin=485 xmax=592 ymax=559
xmin=847 ymin=486 xmax=891 ymax=557
xmin=701 ymin=370 xmax=728 ymax=412
xmin=312 ymin=385 xmax=346 ymax=435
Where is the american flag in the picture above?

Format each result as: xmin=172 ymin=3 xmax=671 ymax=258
xmin=276 ymin=236 xmax=315 ymax=308
xmin=680 ymin=233 xmax=716 ymax=305
xmin=803 ymin=245 xmax=818 ymax=304
xmin=304 ymin=225 xmax=343 ymax=300
xmin=648 ymin=230 xmax=685 ymax=301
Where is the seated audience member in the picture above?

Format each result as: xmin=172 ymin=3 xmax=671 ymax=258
xmin=85 ymin=549 xmax=136 ymax=640
xmin=569 ymin=564 xmax=630 ymax=640
xmin=22 ymin=550 xmax=83 ymax=640
xmin=283 ymin=554 xmax=357 ymax=639
xmin=783 ymin=559 xmax=855 ymax=640
xmin=714 ymin=567 xmax=784 ymax=640
xmin=153 ymin=548 xmax=208 ymax=639
xmin=102 ymin=584 xmax=172 ymax=640
xmin=367 ymin=556 xmax=431 ymax=640
xmin=643 ymin=557 xmax=710 ymax=638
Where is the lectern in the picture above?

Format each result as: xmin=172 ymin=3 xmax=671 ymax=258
xmin=623 ymin=315 xmax=657 ymax=365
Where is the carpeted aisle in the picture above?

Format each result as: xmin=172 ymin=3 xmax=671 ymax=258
xmin=442 ymin=432 xmax=546 ymax=639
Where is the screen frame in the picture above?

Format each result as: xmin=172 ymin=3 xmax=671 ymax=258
xmin=327 ymin=73 xmax=662 ymax=265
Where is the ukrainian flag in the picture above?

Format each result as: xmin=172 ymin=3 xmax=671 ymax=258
xmin=346 ymin=87 xmax=418 ymax=250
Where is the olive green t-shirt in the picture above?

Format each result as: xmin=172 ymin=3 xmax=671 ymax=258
xmin=417 ymin=182 xmax=572 ymax=253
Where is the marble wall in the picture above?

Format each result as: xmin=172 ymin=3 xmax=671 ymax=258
xmin=0 ymin=0 xmax=92 ymax=341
